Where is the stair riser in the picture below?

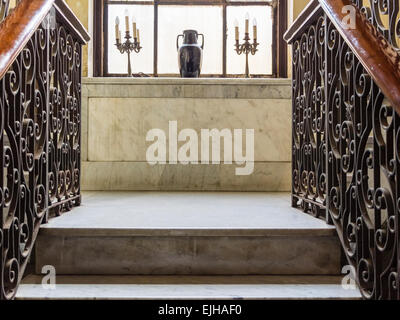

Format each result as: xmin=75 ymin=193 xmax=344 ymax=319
xmin=81 ymin=162 xmax=291 ymax=192
xmin=36 ymin=235 xmax=341 ymax=275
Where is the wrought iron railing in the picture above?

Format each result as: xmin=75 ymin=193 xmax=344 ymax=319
xmin=286 ymin=0 xmax=400 ymax=299
xmin=0 ymin=0 xmax=88 ymax=300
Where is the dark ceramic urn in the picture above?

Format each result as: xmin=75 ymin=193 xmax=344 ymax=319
xmin=177 ymin=30 xmax=204 ymax=78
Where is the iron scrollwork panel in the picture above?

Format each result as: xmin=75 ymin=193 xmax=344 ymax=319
xmin=0 ymin=11 xmax=83 ymax=300
xmin=292 ymin=15 xmax=328 ymax=221
xmin=48 ymin=17 xmax=82 ymax=216
xmin=291 ymin=6 xmax=400 ymax=299
xmin=325 ymin=15 xmax=400 ymax=300
xmin=0 ymin=25 xmax=49 ymax=300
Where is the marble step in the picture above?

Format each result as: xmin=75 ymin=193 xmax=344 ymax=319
xmin=16 ymin=275 xmax=361 ymax=300
xmin=35 ymin=192 xmax=341 ymax=276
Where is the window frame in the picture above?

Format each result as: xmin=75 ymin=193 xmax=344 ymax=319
xmin=94 ymin=0 xmax=287 ymax=78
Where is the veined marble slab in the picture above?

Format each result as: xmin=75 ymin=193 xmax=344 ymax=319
xmin=19 ymin=274 xmax=361 ymax=301
xmin=81 ymin=161 xmax=291 ymax=191
xmin=39 ymin=192 xmax=334 ymax=237
xmin=82 ymin=77 xmax=292 ymax=99
xmin=87 ymin=97 xmax=291 ymax=162
xmin=16 ymin=283 xmax=361 ymax=300
xmin=81 ymin=77 xmax=292 ymax=191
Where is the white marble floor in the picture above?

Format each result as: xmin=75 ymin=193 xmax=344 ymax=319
xmin=42 ymin=192 xmax=334 ymax=236
xmin=17 ymin=275 xmax=361 ymax=300
xmin=16 ymin=284 xmax=361 ymax=300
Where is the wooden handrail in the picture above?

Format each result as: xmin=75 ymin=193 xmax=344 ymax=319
xmin=319 ymin=0 xmax=400 ymax=113
xmin=0 ymin=0 xmax=90 ymax=80
xmin=0 ymin=0 xmax=54 ymax=80
xmin=285 ymin=0 xmax=400 ymax=114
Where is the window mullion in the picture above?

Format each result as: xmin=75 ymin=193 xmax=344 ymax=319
xmin=154 ymin=2 xmax=158 ymax=76
xmin=222 ymin=3 xmax=226 ymax=76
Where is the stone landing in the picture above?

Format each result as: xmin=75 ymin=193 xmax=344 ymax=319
xmin=35 ymin=192 xmax=340 ymax=276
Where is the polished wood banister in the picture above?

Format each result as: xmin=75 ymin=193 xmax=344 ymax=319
xmin=285 ymin=0 xmax=400 ymax=115
xmin=0 ymin=0 xmax=54 ymax=80
xmin=0 ymin=0 xmax=90 ymax=81
xmin=320 ymin=0 xmax=400 ymax=113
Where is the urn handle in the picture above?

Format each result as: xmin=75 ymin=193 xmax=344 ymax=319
xmin=198 ymin=33 xmax=204 ymax=49
xmin=177 ymin=34 xmax=184 ymax=51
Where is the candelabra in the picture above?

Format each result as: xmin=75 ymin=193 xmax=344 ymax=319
xmin=115 ymin=12 xmax=142 ymax=77
xmin=234 ymin=14 xmax=259 ymax=78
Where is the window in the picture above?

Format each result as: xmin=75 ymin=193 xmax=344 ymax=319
xmin=94 ymin=0 xmax=287 ymax=77
xmin=157 ymin=5 xmax=223 ymax=75
xmin=107 ymin=3 xmax=154 ymax=74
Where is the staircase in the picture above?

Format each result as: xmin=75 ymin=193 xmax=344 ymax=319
xmin=3 ymin=0 xmax=400 ymax=301
xmin=16 ymin=192 xmax=361 ymax=300
xmin=11 ymin=10 xmax=360 ymax=297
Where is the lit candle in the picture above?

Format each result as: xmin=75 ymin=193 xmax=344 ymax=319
xmin=137 ymin=29 xmax=140 ymax=43
xmin=132 ymin=16 xmax=137 ymax=38
xmin=253 ymin=18 xmax=257 ymax=41
xmin=124 ymin=9 xmax=130 ymax=33
xmin=245 ymin=12 xmax=249 ymax=34
xmin=234 ymin=19 xmax=239 ymax=41
xmin=115 ymin=16 xmax=120 ymax=41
